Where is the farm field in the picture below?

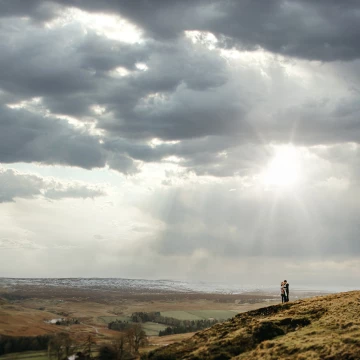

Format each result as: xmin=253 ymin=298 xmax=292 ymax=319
xmin=99 ymin=317 xmax=175 ymax=336
xmin=141 ymin=322 xmax=168 ymax=336
xmin=98 ymin=311 xmax=237 ymax=336
xmin=0 ymin=293 xmax=281 ymax=340
xmin=160 ymin=309 xmax=238 ymax=321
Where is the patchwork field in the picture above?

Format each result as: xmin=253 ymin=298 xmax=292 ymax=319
xmin=98 ymin=311 xmax=239 ymax=335
xmin=160 ymin=309 xmax=238 ymax=321
xmin=0 ymin=286 xmax=283 ymax=339
xmin=96 ymin=310 xmax=240 ymax=336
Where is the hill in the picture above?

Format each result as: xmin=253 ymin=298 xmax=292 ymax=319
xmin=143 ymin=291 xmax=360 ymax=360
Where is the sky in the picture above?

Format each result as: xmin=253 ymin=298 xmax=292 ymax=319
xmin=0 ymin=0 xmax=360 ymax=289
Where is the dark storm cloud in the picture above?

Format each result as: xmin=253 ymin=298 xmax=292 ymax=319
xmin=0 ymin=18 xmax=148 ymax=102
xmin=0 ymin=105 xmax=106 ymax=168
xmin=0 ymin=0 xmax=59 ymax=22
xmin=78 ymin=33 xmax=149 ymax=73
xmin=107 ymin=87 xmax=244 ymax=141
xmin=0 ymin=14 xmax=244 ymax=173
xmin=0 ymin=168 xmax=106 ymax=202
xmin=207 ymin=0 xmax=360 ymax=61
xmin=0 ymin=19 xmax=93 ymax=100
xmin=93 ymin=37 xmax=231 ymax=140
xmin=14 ymin=0 xmax=360 ymax=61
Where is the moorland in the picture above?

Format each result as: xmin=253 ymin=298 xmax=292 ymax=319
xmin=0 ymin=279 xmax=326 ymax=359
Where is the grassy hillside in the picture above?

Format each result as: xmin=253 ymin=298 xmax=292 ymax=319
xmin=143 ymin=291 xmax=360 ymax=360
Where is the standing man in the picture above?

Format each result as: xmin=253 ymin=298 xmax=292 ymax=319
xmin=284 ymin=280 xmax=289 ymax=302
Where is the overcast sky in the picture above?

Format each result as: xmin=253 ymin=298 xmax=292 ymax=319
xmin=0 ymin=0 xmax=359 ymax=289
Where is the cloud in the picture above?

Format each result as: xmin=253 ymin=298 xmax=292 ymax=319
xmin=205 ymin=0 xmax=360 ymax=61
xmin=1 ymin=9 xmax=360 ymax=178
xmin=311 ymin=143 xmax=360 ymax=186
xmin=0 ymin=168 xmax=43 ymax=202
xmin=0 ymin=105 xmax=107 ymax=169
xmin=274 ymin=96 xmax=360 ymax=145
xmin=8 ymin=1 xmax=360 ymax=61
xmin=0 ymin=168 xmax=106 ymax=202
xmin=0 ymin=0 xmax=60 ymax=22
xmin=43 ymin=183 xmax=105 ymax=200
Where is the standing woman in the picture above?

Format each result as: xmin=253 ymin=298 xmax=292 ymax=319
xmin=280 ymin=281 xmax=286 ymax=303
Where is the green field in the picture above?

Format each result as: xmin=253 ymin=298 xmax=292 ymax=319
xmin=0 ymin=350 xmax=48 ymax=360
xmin=141 ymin=322 xmax=168 ymax=336
xmin=99 ymin=316 xmax=167 ymax=336
xmin=98 ymin=311 xmax=238 ymax=336
xmin=160 ymin=310 xmax=238 ymax=321
xmin=99 ymin=311 xmax=238 ymax=324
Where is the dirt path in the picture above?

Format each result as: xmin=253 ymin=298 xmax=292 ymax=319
xmin=80 ymin=322 xmax=99 ymax=334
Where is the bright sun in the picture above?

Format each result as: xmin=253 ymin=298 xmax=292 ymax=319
xmin=262 ymin=145 xmax=301 ymax=188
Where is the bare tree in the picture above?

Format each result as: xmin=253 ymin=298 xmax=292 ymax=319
xmin=112 ymin=333 xmax=134 ymax=360
xmin=126 ymin=324 xmax=148 ymax=354
xmin=82 ymin=334 xmax=96 ymax=359
xmin=48 ymin=333 xmax=74 ymax=360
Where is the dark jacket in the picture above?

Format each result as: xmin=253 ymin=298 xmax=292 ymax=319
xmin=285 ymin=283 xmax=289 ymax=297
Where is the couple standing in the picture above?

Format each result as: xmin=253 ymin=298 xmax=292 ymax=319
xmin=281 ymin=280 xmax=289 ymax=303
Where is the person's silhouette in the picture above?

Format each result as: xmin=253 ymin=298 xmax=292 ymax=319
xmin=284 ymin=280 xmax=289 ymax=302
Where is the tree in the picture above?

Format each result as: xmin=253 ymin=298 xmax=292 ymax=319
xmin=98 ymin=333 xmax=134 ymax=360
xmin=112 ymin=333 xmax=132 ymax=360
xmin=126 ymin=324 xmax=148 ymax=354
xmin=98 ymin=345 xmax=117 ymax=360
xmin=48 ymin=333 xmax=74 ymax=360
xmin=82 ymin=334 xmax=96 ymax=359
xmin=4 ymin=342 xmax=11 ymax=354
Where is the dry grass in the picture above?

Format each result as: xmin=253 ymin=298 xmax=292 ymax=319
xmin=144 ymin=291 xmax=360 ymax=360
xmin=0 ymin=306 xmax=58 ymax=337
xmin=0 ymin=285 xmax=279 ymax=343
